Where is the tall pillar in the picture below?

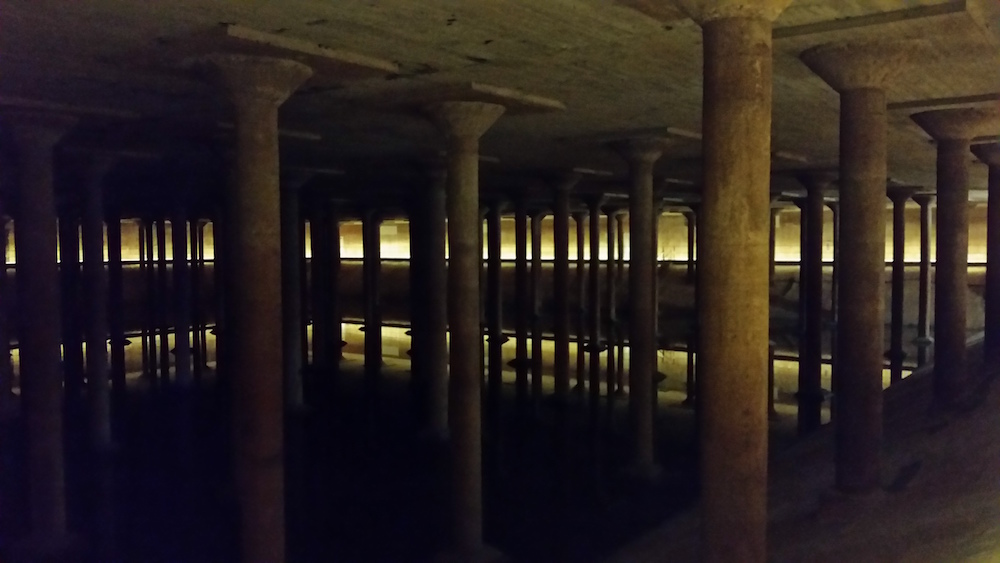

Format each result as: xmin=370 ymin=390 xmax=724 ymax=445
xmin=0 ymin=216 xmax=13 ymax=415
xmin=142 ymin=219 xmax=157 ymax=380
xmin=190 ymin=219 xmax=204 ymax=383
xmin=888 ymin=187 xmax=914 ymax=384
xmin=58 ymin=205 xmax=84 ymax=399
xmin=172 ymin=210 xmax=193 ymax=389
xmin=803 ymin=41 xmax=917 ymax=494
xmin=530 ymin=210 xmax=545 ymax=408
xmin=6 ymin=113 xmax=78 ymax=554
xmin=613 ymin=138 xmax=662 ymax=480
xmin=605 ymin=205 xmax=618 ymax=404
xmin=913 ymin=195 xmax=934 ymax=365
xmin=310 ymin=199 xmax=334 ymax=371
xmin=827 ymin=199 xmax=841 ymax=395
xmin=362 ymin=208 xmax=383 ymax=390
xmin=514 ymin=194 xmax=530 ymax=408
xmin=200 ymin=54 xmax=312 ymax=563
xmin=912 ymin=108 xmax=1000 ymax=405
xmin=573 ymin=209 xmax=587 ymax=393
xmin=971 ymin=144 xmax=1000 ymax=371
xmin=156 ymin=220 xmax=170 ymax=382
xmin=486 ymin=200 xmax=505 ymax=426
xmin=329 ymin=201 xmax=343 ymax=368
xmin=615 ymin=211 xmax=626 ymax=393
xmin=685 ymin=208 xmax=697 ymax=283
xmin=796 ymin=173 xmax=832 ymax=433
xmin=588 ymin=197 xmax=604 ymax=415
xmin=81 ymin=155 xmax=117 ymax=450
xmin=552 ymin=175 xmax=578 ymax=402
xmin=279 ymin=173 xmax=310 ymax=409
xmin=768 ymin=205 xmax=779 ymax=284
xmin=425 ymin=100 xmax=505 ymax=560
xmin=680 ymin=2 xmax=792 ymax=559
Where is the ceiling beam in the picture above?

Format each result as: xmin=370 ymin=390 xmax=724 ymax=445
xmin=773 ymin=0 xmax=966 ymax=39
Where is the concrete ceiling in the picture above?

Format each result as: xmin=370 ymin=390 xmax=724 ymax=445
xmin=2 ymin=0 xmax=999 ymax=203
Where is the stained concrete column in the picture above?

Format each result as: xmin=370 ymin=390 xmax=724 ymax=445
xmin=769 ymin=205 xmax=780 ymax=284
xmin=172 ymin=210 xmax=193 ymax=388
xmin=279 ymin=173 xmax=311 ymax=410
xmin=486 ymin=200 xmax=505 ymax=427
xmin=827 ymin=199 xmax=841 ymax=391
xmin=802 ymin=40 xmax=915 ymax=495
xmin=425 ymin=101 xmax=505 ymax=560
xmin=913 ymin=108 xmax=1000 ymax=405
xmin=0 ymin=216 xmax=13 ymax=416
xmin=200 ymin=54 xmax=312 ymax=563
xmin=156 ymin=220 xmax=170 ymax=381
xmin=588 ymin=197 xmax=604 ymax=414
xmin=414 ymin=166 xmax=449 ymax=438
xmin=81 ymin=155 xmax=117 ymax=450
xmin=679 ymin=2 xmax=792 ymax=559
xmin=552 ymin=175 xmax=579 ymax=402
xmin=328 ymin=201 xmax=343 ymax=368
xmin=913 ymin=194 xmax=934 ymax=366
xmin=888 ymin=187 xmax=914 ymax=384
xmin=6 ymin=112 xmax=78 ymax=555
xmin=972 ymin=144 xmax=1000 ymax=371
xmin=605 ymin=205 xmax=618 ymax=404
xmin=615 ymin=210 xmax=627 ymax=393
xmin=530 ymin=210 xmax=545 ymax=408
xmin=310 ymin=202 xmax=334 ymax=371
xmin=796 ymin=173 xmax=833 ymax=434
xmin=685 ymin=208 xmax=697 ymax=283
xmin=514 ymin=194 xmax=530 ymax=408
xmin=613 ymin=139 xmax=662 ymax=480
xmin=573 ymin=209 xmax=587 ymax=393
xmin=59 ymin=205 xmax=84 ymax=399
xmin=362 ymin=208 xmax=383 ymax=390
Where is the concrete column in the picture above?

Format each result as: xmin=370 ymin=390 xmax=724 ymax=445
xmin=530 ymin=210 xmax=545 ymax=408
xmin=172 ymin=211 xmax=193 ymax=389
xmin=574 ymin=209 xmax=587 ymax=393
xmin=769 ymin=206 xmax=779 ymax=284
xmin=201 ymin=54 xmax=312 ymax=563
xmin=6 ymin=113 xmax=78 ymax=554
xmin=681 ymin=2 xmax=792 ymax=559
xmin=280 ymin=174 xmax=310 ymax=410
xmin=486 ymin=200 xmax=505 ymax=430
xmin=605 ymin=205 xmax=618 ymax=404
xmin=514 ymin=195 xmax=530 ymax=407
xmin=81 ymin=155 xmax=117 ymax=450
xmin=888 ymin=187 xmax=914 ymax=384
xmin=613 ymin=139 xmax=662 ymax=480
xmin=156 ymin=220 xmax=170 ymax=381
xmin=58 ymin=206 xmax=84 ymax=399
xmin=685 ymin=209 xmax=697 ymax=283
xmin=425 ymin=101 xmax=505 ymax=560
xmin=310 ymin=202 xmax=333 ymax=371
xmin=329 ymin=201 xmax=343 ymax=368
xmin=552 ymin=176 xmax=578 ymax=402
xmin=413 ymin=166 xmax=449 ymax=438
xmin=615 ymin=211 xmax=626 ymax=393
xmin=913 ymin=195 xmax=934 ymax=366
xmin=141 ymin=219 xmax=157 ymax=380
xmin=972 ymin=144 xmax=1000 ymax=371
xmin=797 ymin=174 xmax=832 ymax=433
xmin=588 ymin=197 xmax=604 ymax=415
xmin=827 ymin=199 xmax=841 ymax=393
xmin=803 ymin=40 xmax=915 ymax=494
xmin=362 ymin=208 xmax=383 ymax=390
xmin=913 ymin=108 xmax=1000 ymax=405
xmin=0 ymin=216 xmax=13 ymax=416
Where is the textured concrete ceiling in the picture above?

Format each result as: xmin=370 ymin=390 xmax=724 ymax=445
xmin=2 ymin=0 xmax=999 ymax=202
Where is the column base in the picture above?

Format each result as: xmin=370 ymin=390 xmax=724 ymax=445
xmin=434 ymin=544 xmax=506 ymax=563
xmin=11 ymin=532 xmax=83 ymax=563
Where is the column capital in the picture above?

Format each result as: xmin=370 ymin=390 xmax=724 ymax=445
xmin=196 ymin=54 xmax=313 ymax=110
xmin=887 ymin=186 xmax=918 ymax=204
xmin=972 ymin=142 xmax=1000 ymax=167
xmin=609 ymin=138 xmax=665 ymax=168
xmin=675 ymin=0 xmax=794 ymax=23
xmin=911 ymin=107 xmax=1000 ymax=142
xmin=545 ymin=170 xmax=582 ymax=194
xmin=3 ymin=112 xmax=77 ymax=153
xmin=800 ymin=40 xmax=924 ymax=92
xmin=912 ymin=193 xmax=936 ymax=206
xmin=424 ymin=101 xmax=506 ymax=146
